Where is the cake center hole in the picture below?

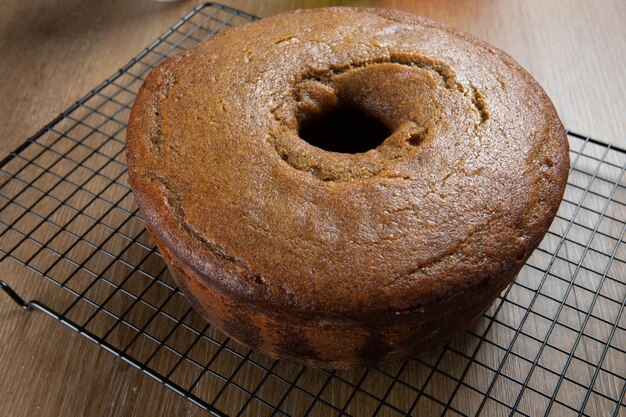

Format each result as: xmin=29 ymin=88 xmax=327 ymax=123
xmin=298 ymin=105 xmax=391 ymax=154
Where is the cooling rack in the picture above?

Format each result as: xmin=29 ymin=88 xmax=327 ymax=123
xmin=1 ymin=3 xmax=625 ymax=416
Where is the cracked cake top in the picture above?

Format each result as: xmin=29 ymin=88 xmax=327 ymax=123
xmin=126 ymin=7 xmax=569 ymax=316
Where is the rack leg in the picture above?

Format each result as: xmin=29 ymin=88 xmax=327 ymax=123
xmin=0 ymin=279 xmax=30 ymax=310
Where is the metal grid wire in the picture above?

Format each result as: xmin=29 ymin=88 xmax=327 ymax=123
xmin=1 ymin=3 xmax=625 ymax=416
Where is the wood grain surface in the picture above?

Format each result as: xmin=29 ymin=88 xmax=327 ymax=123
xmin=0 ymin=1 xmax=624 ymax=416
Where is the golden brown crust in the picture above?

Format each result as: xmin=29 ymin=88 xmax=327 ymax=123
xmin=127 ymin=7 xmax=569 ymax=367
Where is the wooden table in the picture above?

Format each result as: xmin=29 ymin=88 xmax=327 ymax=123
xmin=0 ymin=1 xmax=624 ymax=416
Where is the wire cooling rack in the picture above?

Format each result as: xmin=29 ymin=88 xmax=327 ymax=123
xmin=1 ymin=3 xmax=625 ymax=417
